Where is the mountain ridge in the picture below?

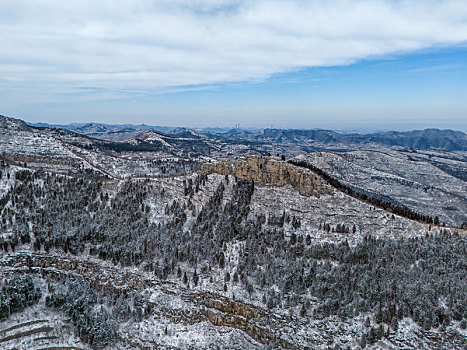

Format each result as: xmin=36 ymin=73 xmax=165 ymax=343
xmin=24 ymin=117 xmax=467 ymax=152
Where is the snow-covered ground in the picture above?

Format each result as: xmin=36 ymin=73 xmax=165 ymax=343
xmin=300 ymin=150 xmax=467 ymax=227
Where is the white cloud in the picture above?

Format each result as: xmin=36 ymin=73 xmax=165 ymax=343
xmin=1 ymin=0 xmax=467 ymax=96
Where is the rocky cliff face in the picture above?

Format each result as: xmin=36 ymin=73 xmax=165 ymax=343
xmin=199 ymin=155 xmax=331 ymax=197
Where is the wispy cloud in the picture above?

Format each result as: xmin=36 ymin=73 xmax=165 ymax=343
xmin=407 ymin=63 xmax=465 ymax=73
xmin=1 ymin=0 xmax=467 ymax=100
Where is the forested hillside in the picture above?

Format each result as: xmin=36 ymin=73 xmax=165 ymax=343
xmin=0 ymin=157 xmax=466 ymax=349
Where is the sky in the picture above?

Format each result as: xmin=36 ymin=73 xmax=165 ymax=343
xmin=1 ymin=0 xmax=467 ymax=131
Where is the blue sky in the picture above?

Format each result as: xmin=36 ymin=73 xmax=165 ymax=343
xmin=1 ymin=1 xmax=467 ymax=131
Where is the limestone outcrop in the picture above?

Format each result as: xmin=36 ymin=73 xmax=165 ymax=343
xmin=199 ymin=155 xmax=331 ymax=197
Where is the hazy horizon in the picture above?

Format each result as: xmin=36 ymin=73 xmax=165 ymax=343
xmin=19 ymin=117 xmax=467 ymax=134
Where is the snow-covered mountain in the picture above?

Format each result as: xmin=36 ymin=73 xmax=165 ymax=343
xmin=0 ymin=114 xmax=466 ymax=349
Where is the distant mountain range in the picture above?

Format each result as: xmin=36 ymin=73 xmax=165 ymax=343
xmin=28 ymin=120 xmax=467 ymax=152
xmin=29 ymin=122 xmax=234 ymax=135
xmin=218 ymin=128 xmax=467 ymax=152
